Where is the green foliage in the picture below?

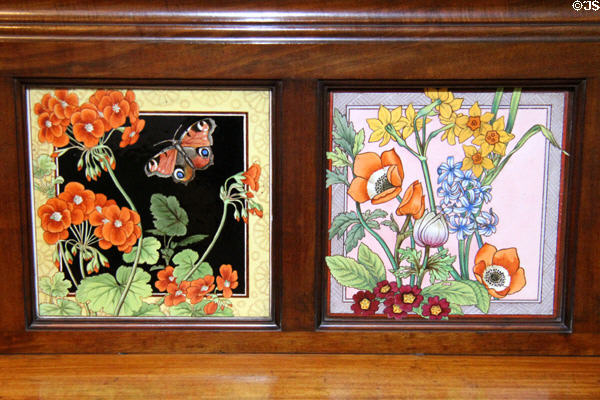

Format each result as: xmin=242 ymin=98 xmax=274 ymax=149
xmin=426 ymin=248 xmax=457 ymax=284
xmin=75 ymin=266 xmax=152 ymax=316
xmin=149 ymin=194 xmax=189 ymax=236
xmin=382 ymin=215 xmax=400 ymax=233
xmin=39 ymin=272 xmax=72 ymax=298
xmin=122 ymin=236 xmax=161 ymax=264
xmin=506 ymin=88 xmax=522 ymax=133
xmin=33 ymin=154 xmax=56 ymax=178
xmin=175 ymin=234 xmax=209 ymax=248
xmin=329 ymin=211 xmax=359 ymax=240
xmin=353 ymin=128 xmax=365 ymax=156
xmin=39 ymin=299 xmax=82 ymax=316
xmin=357 ymin=243 xmax=386 ymax=283
xmin=460 ymin=279 xmax=491 ymax=313
xmin=325 ymin=255 xmax=380 ymax=290
xmin=396 ymin=247 xmax=422 ymax=268
xmin=326 ymin=169 xmax=349 ymax=188
xmin=344 ymin=223 xmax=365 ymax=253
xmin=326 ymin=147 xmax=351 ymax=168
xmin=332 ymin=108 xmax=357 ymax=157
xmin=130 ymin=303 xmax=165 ymax=317
xmin=169 ymin=301 xmax=230 ymax=317
xmin=420 ymin=281 xmax=478 ymax=307
xmin=171 ymin=249 xmax=212 ymax=283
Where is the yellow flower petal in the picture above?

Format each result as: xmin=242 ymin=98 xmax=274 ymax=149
xmin=472 ymin=164 xmax=483 ymax=177
xmin=449 ymin=97 xmax=464 ymax=111
xmin=439 ymin=103 xmax=453 ymax=119
xmin=498 ymin=131 xmax=515 ymax=143
xmin=379 ymin=133 xmax=391 ymax=146
xmin=458 ymin=127 xmax=473 ymax=143
xmin=378 ymin=105 xmax=391 ymax=125
xmin=470 ymin=102 xmax=481 ymax=117
xmin=442 ymin=129 xmax=456 ymax=145
xmin=482 ymin=157 xmax=494 ymax=170
xmin=406 ymin=103 xmax=416 ymax=120
xmin=424 ymin=88 xmax=437 ymax=101
xmin=369 ymin=128 xmax=385 ymax=142
xmin=494 ymin=142 xmax=507 ymax=156
xmin=480 ymin=142 xmax=493 ymax=157
xmin=367 ymin=118 xmax=384 ymax=131
xmin=455 ymin=114 xmax=469 ymax=128
xmin=481 ymin=112 xmax=494 ymax=123
xmin=390 ymin=106 xmax=403 ymax=124
xmin=493 ymin=116 xmax=505 ymax=131
xmin=463 ymin=145 xmax=477 ymax=157
xmin=461 ymin=157 xmax=473 ymax=171
xmin=472 ymin=134 xmax=485 ymax=145
xmin=438 ymin=89 xmax=450 ymax=102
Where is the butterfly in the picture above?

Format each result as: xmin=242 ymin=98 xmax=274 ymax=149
xmin=144 ymin=118 xmax=216 ymax=184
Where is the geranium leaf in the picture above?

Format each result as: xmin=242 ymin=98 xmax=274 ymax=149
xmin=171 ymin=249 xmax=212 ymax=283
xmin=33 ymin=154 xmax=56 ymax=178
xmin=212 ymin=306 xmax=234 ymax=317
xmin=75 ymin=267 xmax=152 ymax=316
xmin=122 ymin=236 xmax=161 ymax=264
xmin=460 ymin=279 xmax=490 ymax=313
xmin=150 ymin=193 xmax=189 ymax=236
xmin=326 ymin=147 xmax=351 ymax=168
xmin=39 ymin=272 xmax=72 ymax=298
xmin=426 ymin=248 xmax=456 ymax=284
xmin=344 ymin=223 xmax=365 ymax=253
xmin=130 ymin=303 xmax=165 ymax=317
xmin=420 ymin=281 xmax=477 ymax=306
xmin=325 ymin=255 xmax=378 ymax=290
xmin=39 ymin=299 xmax=82 ymax=316
xmin=170 ymin=302 xmax=208 ymax=317
xmin=175 ymin=234 xmax=209 ymax=248
xmin=357 ymin=243 xmax=386 ymax=283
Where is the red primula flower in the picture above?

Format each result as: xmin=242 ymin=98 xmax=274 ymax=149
xmin=37 ymin=112 xmax=69 ymax=147
xmin=119 ymin=118 xmax=145 ymax=148
xmin=88 ymin=193 xmax=117 ymax=226
xmin=93 ymin=205 xmax=141 ymax=253
xmin=216 ymin=264 xmax=238 ymax=298
xmin=373 ymin=280 xmax=398 ymax=299
xmin=48 ymin=89 xmax=79 ymax=122
xmin=394 ymin=285 xmax=424 ymax=312
xmin=187 ymin=275 xmax=216 ymax=304
xmin=383 ymin=296 xmax=408 ymax=320
xmin=242 ymin=163 xmax=261 ymax=192
xmin=155 ymin=266 xmax=177 ymax=292
xmin=58 ymin=182 xmax=95 ymax=225
xmin=98 ymin=90 xmax=131 ymax=129
xmin=70 ymin=105 xmax=105 ymax=147
xmin=164 ymin=281 xmax=190 ymax=307
xmin=421 ymin=296 xmax=451 ymax=320
xmin=38 ymin=198 xmax=72 ymax=244
xmin=350 ymin=290 xmax=379 ymax=316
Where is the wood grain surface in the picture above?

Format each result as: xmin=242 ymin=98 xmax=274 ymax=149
xmin=0 ymin=354 xmax=598 ymax=399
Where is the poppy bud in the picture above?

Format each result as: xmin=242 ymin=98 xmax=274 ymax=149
xmin=412 ymin=211 xmax=449 ymax=248
xmin=203 ymin=301 xmax=218 ymax=315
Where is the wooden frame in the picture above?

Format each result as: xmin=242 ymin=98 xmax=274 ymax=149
xmin=0 ymin=1 xmax=599 ymax=355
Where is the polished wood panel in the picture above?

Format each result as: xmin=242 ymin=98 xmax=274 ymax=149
xmin=0 ymin=354 xmax=598 ymax=399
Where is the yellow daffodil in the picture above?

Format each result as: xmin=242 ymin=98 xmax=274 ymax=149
xmin=367 ymin=105 xmax=408 ymax=146
xmin=424 ymin=88 xmax=464 ymax=119
xmin=439 ymin=112 xmax=471 ymax=145
xmin=472 ymin=116 xmax=515 ymax=156
xmin=461 ymin=145 xmax=494 ymax=177
xmin=399 ymin=103 xmax=430 ymax=139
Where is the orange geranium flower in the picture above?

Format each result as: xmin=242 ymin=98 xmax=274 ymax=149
xmin=48 ymin=90 xmax=79 ymax=122
xmin=70 ymin=105 xmax=105 ymax=147
xmin=155 ymin=266 xmax=177 ymax=292
xmin=242 ymin=163 xmax=261 ymax=191
xmin=93 ymin=205 xmax=141 ymax=253
xmin=88 ymin=193 xmax=117 ymax=226
xmin=216 ymin=264 xmax=238 ymax=298
xmin=38 ymin=198 xmax=72 ymax=244
xmin=58 ymin=182 xmax=95 ymax=225
xmin=34 ymin=93 xmax=52 ymax=115
xmin=125 ymin=90 xmax=140 ymax=122
xmin=186 ymin=275 xmax=216 ymax=304
xmin=164 ymin=281 xmax=190 ymax=307
xmin=119 ymin=118 xmax=145 ymax=148
xmin=203 ymin=301 xmax=218 ymax=315
xmin=98 ymin=90 xmax=131 ymax=129
xmin=348 ymin=149 xmax=404 ymax=204
xmin=395 ymin=180 xmax=425 ymax=219
xmin=249 ymin=207 xmax=263 ymax=218
xmin=473 ymin=243 xmax=526 ymax=298
xmin=37 ymin=112 xmax=69 ymax=147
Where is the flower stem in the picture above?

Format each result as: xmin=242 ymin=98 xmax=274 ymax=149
xmin=458 ymin=239 xmax=467 ymax=279
xmin=474 ymin=230 xmax=484 ymax=248
xmin=416 ymin=245 xmax=430 ymax=287
xmin=419 ymin=159 xmax=437 ymax=213
xmin=182 ymin=202 xmax=229 ymax=281
xmin=356 ymin=202 xmax=398 ymax=272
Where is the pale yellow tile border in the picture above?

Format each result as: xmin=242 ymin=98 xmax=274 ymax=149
xmin=27 ymin=88 xmax=271 ymax=318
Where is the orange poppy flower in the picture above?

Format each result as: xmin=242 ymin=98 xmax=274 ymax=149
xmin=164 ymin=281 xmax=190 ymax=307
xmin=242 ymin=163 xmax=261 ymax=191
xmin=348 ymin=149 xmax=404 ymax=204
xmin=48 ymin=90 xmax=79 ymax=122
xmin=395 ymin=180 xmax=425 ymax=219
xmin=203 ymin=301 xmax=218 ymax=315
xmin=93 ymin=205 xmax=141 ymax=253
xmin=38 ymin=198 xmax=72 ymax=244
xmin=155 ymin=266 xmax=177 ymax=292
xmin=88 ymin=193 xmax=117 ymax=226
xmin=216 ymin=264 xmax=238 ymax=298
xmin=98 ymin=90 xmax=131 ymax=129
xmin=34 ymin=93 xmax=52 ymax=115
xmin=473 ymin=243 xmax=526 ymax=298
xmin=119 ymin=118 xmax=145 ymax=148
xmin=186 ymin=275 xmax=216 ymax=304
xmin=58 ymin=182 xmax=95 ymax=225
xmin=125 ymin=90 xmax=140 ymax=122
xmin=37 ymin=112 xmax=69 ymax=147
xmin=70 ymin=106 xmax=105 ymax=148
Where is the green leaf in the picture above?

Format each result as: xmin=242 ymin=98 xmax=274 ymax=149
xmin=33 ymin=154 xmax=56 ymax=178
xmin=505 ymin=88 xmax=522 ymax=133
xmin=461 ymin=279 xmax=491 ymax=313
xmin=149 ymin=264 xmax=166 ymax=272
xmin=420 ymin=281 xmax=477 ymax=306
xmin=449 ymin=303 xmax=464 ymax=316
xmin=75 ymin=266 xmax=152 ymax=316
xmin=39 ymin=272 xmax=72 ymax=298
xmin=171 ymin=249 xmax=212 ymax=283
xmin=363 ymin=209 xmax=387 ymax=221
xmin=170 ymin=301 xmax=212 ymax=317
xmin=39 ymin=299 xmax=82 ymax=316
xmin=325 ymin=255 xmax=378 ymax=290
xmin=130 ymin=303 xmax=165 ymax=317
xmin=397 ymin=247 xmax=422 ymax=268
xmin=150 ymin=194 xmax=189 ymax=236
xmin=332 ymin=108 xmax=356 ymax=157
xmin=326 ymin=169 xmax=349 ymax=188
xmin=345 ymin=223 xmax=365 ymax=253
xmin=416 ymin=99 xmax=441 ymax=120
xmin=122 ymin=236 xmax=161 ymax=264
xmin=174 ymin=234 xmax=209 ymax=248
xmin=329 ymin=211 xmax=359 ymax=240
xmin=326 ymin=147 xmax=351 ymax=168
xmin=490 ymin=87 xmax=504 ymax=124
xmin=382 ymin=215 xmax=400 ymax=233
xmin=426 ymin=248 xmax=457 ymax=284
xmin=146 ymin=228 xmax=165 ymax=236
xmin=212 ymin=306 xmax=234 ymax=317
xmin=357 ymin=243 xmax=386 ymax=283
xmin=352 ymin=128 xmax=365 ymax=156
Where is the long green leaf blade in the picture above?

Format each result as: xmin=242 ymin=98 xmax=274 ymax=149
xmin=490 ymin=87 xmax=504 ymax=124
xmin=505 ymin=88 xmax=522 ymax=133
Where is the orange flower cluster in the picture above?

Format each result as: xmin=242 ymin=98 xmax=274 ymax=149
xmin=238 ymin=163 xmax=263 ymax=223
xmin=34 ymin=89 xmax=144 ymax=149
xmin=38 ymin=182 xmax=141 ymax=255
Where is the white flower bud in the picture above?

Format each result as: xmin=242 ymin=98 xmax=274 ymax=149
xmin=412 ymin=211 xmax=449 ymax=248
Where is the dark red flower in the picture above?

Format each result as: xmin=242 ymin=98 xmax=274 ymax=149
xmin=350 ymin=290 xmax=379 ymax=316
xmin=373 ymin=280 xmax=398 ymax=299
xmin=421 ymin=296 xmax=451 ymax=320
xmin=395 ymin=285 xmax=424 ymax=311
xmin=88 ymin=193 xmax=117 ymax=226
xmin=93 ymin=205 xmax=141 ymax=253
xmin=216 ymin=264 xmax=238 ymax=298
xmin=383 ymin=296 xmax=408 ymax=320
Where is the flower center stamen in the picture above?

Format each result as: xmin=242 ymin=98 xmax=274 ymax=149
xmin=224 ymin=280 xmax=230 ymax=288
xmin=467 ymin=116 xmax=481 ymax=131
xmin=73 ymin=195 xmax=83 ymax=205
xmin=201 ymin=285 xmax=209 ymax=292
xmin=60 ymin=100 xmax=68 ymax=109
xmin=50 ymin=211 xmax=62 ymax=222
xmin=168 ymin=276 xmax=175 ymax=282
xmin=375 ymin=175 xmax=394 ymax=195
xmin=45 ymin=120 xmax=52 ymax=128
xmin=430 ymin=305 xmax=442 ymax=316
xmin=486 ymin=130 xmax=500 ymax=145
xmin=483 ymin=265 xmax=511 ymax=291
xmin=402 ymin=293 xmax=416 ymax=304
xmin=84 ymin=123 xmax=94 ymax=133
xmin=380 ymin=285 xmax=390 ymax=294
xmin=392 ymin=304 xmax=403 ymax=314
xmin=114 ymin=219 xmax=123 ymax=228
xmin=112 ymin=103 xmax=121 ymax=113
xmin=129 ymin=130 xmax=136 ymax=137
xmin=471 ymin=152 xmax=483 ymax=165
xmin=359 ymin=298 xmax=371 ymax=310
xmin=175 ymin=290 xmax=182 ymax=297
